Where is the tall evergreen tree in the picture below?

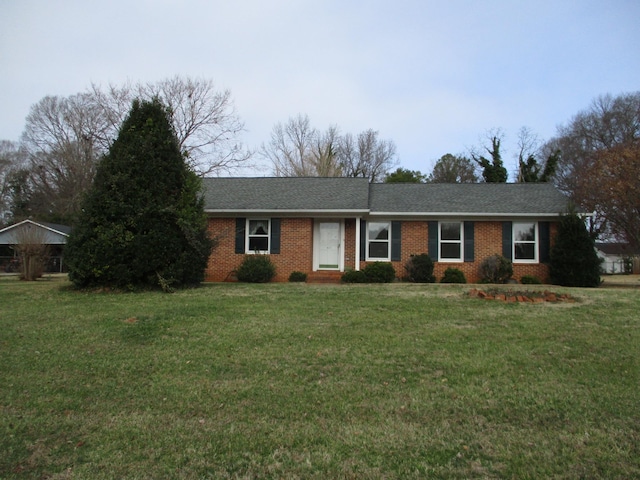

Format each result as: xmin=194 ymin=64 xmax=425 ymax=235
xmin=517 ymin=151 xmax=559 ymax=183
xmin=66 ymin=99 xmax=212 ymax=290
xmin=549 ymin=213 xmax=602 ymax=287
xmin=385 ymin=167 xmax=426 ymax=183
xmin=428 ymin=154 xmax=478 ymax=183
xmin=472 ymin=136 xmax=508 ymax=183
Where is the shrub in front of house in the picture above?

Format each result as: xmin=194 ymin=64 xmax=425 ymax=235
xmin=441 ymin=267 xmax=467 ymax=284
xmin=521 ymin=275 xmax=542 ymax=285
xmin=236 ymin=255 xmax=276 ymax=283
xmin=479 ymin=254 xmax=513 ymax=283
xmin=341 ymin=269 xmax=368 ymax=283
xmin=65 ymin=99 xmax=213 ymax=291
xmin=363 ymin=262 xmax=396 ymax=283
xmin=341 ymin=263 xmax=395 ymax=283
xmin=404 ymin=254 xmax=436 ymax=283
xmin=549 ymin=212 xmax=602 ymax=287
xmin=288 ymin=271 xmax=307 ymax=282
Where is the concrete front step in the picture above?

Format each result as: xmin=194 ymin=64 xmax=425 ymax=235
xmin=306 ymin=271 xmax=343 ymax=284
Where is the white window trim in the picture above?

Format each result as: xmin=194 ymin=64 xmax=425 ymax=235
xmin=439 ymin=221 xmax=463 ymax=262
xmin=246 ymin=218 xmax=270 ymax=254
xmin=366 ymin=220 xmax=391 ymax=261
xmin=513 ymin=221 xmax=538 ymax=264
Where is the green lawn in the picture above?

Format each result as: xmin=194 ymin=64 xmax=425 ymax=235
xmin=1 ymin=277 xmax=639 ymax=479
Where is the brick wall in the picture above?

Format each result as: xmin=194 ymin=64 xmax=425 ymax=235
xmin=275 ymin=218 xmax=314 ymax=280
xmin=205 ymin=217 xmax=313 ymax=282
xmin=207 ymin=217 xmax=555 ymax=284
xmin=358 ymin=220 xmax=555 ymax=284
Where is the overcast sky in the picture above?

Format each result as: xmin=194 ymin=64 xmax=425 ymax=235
xmin=1 ymin=0 xmax=638 ymax=178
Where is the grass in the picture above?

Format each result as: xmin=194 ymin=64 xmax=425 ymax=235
xmin=1 ymin=277 xmax=639 ymax=479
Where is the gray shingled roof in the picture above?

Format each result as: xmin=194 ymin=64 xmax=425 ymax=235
xmin=369 ymin=183 xmax=570 ymax=216
xmin=202 ymin=178 xmax=571 ymax=217
xmin=0 ymin=219 xmax=71 ymax=245
xmin=202 ymin=177 xmax=370 ymax=212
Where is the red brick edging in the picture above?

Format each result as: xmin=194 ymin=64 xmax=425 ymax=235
xmin=468 ymin=288 xmax=574 ymax=303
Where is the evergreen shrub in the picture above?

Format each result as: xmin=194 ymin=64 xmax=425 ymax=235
xmin=341 ymin=269 xmax=367 ymax=283
xmin=236 ymin=255 xmax=276 ymax=283
xmin=288 ymin=271 xmax=307 ymax=282
xmin=65 ymin=99 xmax=212 ymax=291
xmin=441 ymin=267 xmax=467 ymax=284
xmin=549 ymin=213 xmax=602 ymax=287
xmin=404 ymin=254 xmax=436 ymax=283
xmin=362 ymin=262 xmax=396 ymax=283
xmin=479 ymin=254 xmax=513 ymax=283
xmin=521 ymin=275 xmax=542 ymax=285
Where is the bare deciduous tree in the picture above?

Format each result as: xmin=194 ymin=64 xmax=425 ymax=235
xmin=0 ymin=141 xmax=28 ymax=226
xmin=91 ymin=76 xmax=250 ymax=175
xmin=12 ymin=223 xmax=50 ymax=281
xmin=313 ymin=125 xmax=342 ymax=177
xmin=12 ymin=76 xmax=249 ymax=224
xmin=542 ymin=92 xmax=640 ymax=238
xmin=339 ymin=129 xmax=397 ymax=183
xmin=21 ymin=94 xmax=106 ymax=222
xmin=261 ymin=115 xmax=342 ymax=177
xmin=262 ymin=114 xmax=316 ymax=177
xmin=577 ymin=141 xmax=640 ymax=249
xmin=544 ymin=93 xmax=640 ymax=192
xmin=262 ymin=116 xmax=397 ymax=182
xmin=515 ymin=127 xmax=558 ymax=183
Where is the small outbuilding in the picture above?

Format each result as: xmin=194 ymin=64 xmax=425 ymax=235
xmin=596 ymin=242 xmax=640 ymax=274
xmin=0 ymin=219 xmax=71 ymax=273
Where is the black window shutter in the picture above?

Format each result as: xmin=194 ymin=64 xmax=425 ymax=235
xmin=428 ymin=221 xmax=438 ymax=261
xmin=391 ymin=221 xmax=402 ymax=261
xmin=235 ymin=218 xmax=246 ymax=254
xmin=270 ymin=218 xmax=281 ymax=254
xmin=502 ymin=221 xmax=512 ymax=260
xmin=360 ymin=220 xmax=366 ymax=261
xmin=464 ymin=221 xmax=475 ymax=262
xmin=539 ymin=221 xmax=550 ymax=263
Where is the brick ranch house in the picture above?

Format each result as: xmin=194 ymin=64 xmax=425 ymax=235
xmin=202 ymin=177 xmax=571 ymax=283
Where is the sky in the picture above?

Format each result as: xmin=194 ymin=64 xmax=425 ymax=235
xmin=1 ymin=0 xmax=639 ymax=178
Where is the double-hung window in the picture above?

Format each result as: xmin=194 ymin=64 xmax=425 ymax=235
xmin=367 ymin=221 xmax=390 ymax=260
xmin=513 ymin=222 xmax=537 ymax=262
xmin=439 ymin=222 xmax=463 ymax=262
xmin=247 ymin=219 xmax=270 ymax=253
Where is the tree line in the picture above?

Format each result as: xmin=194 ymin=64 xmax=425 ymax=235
xmin=0 ymin=76 xmax=249 ymax=227
xmin=0 ymin=78 xmax=638 ymax=249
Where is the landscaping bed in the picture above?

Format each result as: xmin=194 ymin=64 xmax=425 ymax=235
xmin=469 ymin=287 xmax=575 ymax=303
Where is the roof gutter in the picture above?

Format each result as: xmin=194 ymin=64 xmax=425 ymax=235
xmin=205 ymin=209 xmax=370 ymax=215
xmin=368 ymin=212 xmax=566 ymax=218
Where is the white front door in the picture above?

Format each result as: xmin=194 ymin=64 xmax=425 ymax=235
xmin=315 ymin=221 xmax=342 ymax=270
